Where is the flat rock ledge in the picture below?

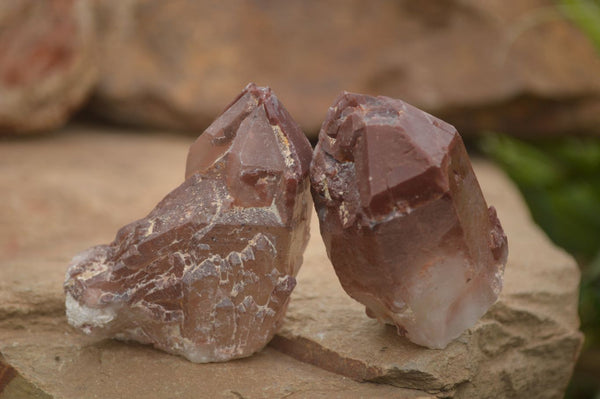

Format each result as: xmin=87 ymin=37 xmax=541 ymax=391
xmin=0 ymin=126 xmax=582 ymax=398
xmin=273 ymin=163 xmax=583 ymax=398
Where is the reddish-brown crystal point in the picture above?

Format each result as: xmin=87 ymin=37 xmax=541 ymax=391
xmin=64 ymin=83 xmax=313 ymax=362
xmin=310 ymin=92 xmax=508 ymax=349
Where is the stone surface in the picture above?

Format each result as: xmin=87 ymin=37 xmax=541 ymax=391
xmin=0 ymin=126 xmax=582 ymax=398
xmin=0 ymin=317 xmax=416 ymax=399
xmin=89 ymin=0 xmax=600 ymax=137
xmin=0 ymin=0 xmax=97 ymax=134
xmin=0 ymin=127 xmax=421 ymax=398
xmin=310 ymin=93 xmax=508 ymax=349
xmin=275 ymin=161 xmax=582 ymax=398
xmin=63 ymin=85 xmax=313 ymax=363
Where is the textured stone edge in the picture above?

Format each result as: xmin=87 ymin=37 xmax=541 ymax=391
xmin=269 ymin=335 xmax=456 ymax=396
xmin=0 ymin=355 xmax=52 ymax=399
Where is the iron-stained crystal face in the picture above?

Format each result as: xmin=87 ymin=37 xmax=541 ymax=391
xmin=310 ymin=92 xmax=508 ymax=349
xmin=64 ymin=83 xmax=313 ymax=362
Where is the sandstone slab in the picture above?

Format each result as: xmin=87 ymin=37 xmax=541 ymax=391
xmin=90 ymin=0 xmax=600 ymax=137
xmin=0 ymin=126 xmax=582 ymax=398
xmin=0 ymin=316 xmax=416 ymax=399
xmin=0 ymin=127 xmax=418 ymax=398
xmin=0 ymin=0 xmax=97 ymax=134
xmin=1 ymin=127 xmax=187 ymax=322
xmin=274 ymin=161 xmax=582 ymax=398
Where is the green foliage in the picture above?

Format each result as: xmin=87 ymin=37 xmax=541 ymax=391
xmin=580 ymin=252 xmax=600 ymax=347
xmin=480 ymin=134 xmax=600 ymax=260
xmin=480 ymin=133 xmax=600 ymax=346
xmin=487 ymin=2 xmax=600 ymax=396
xmin=557 ymin=0 xmax=600 ymax=50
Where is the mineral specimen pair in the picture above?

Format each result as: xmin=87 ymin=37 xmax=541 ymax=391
xmin=64 ymin=83 xmax=507 ymax=363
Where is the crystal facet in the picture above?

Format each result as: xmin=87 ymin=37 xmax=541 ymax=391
xmin=310 ymin=92 xmax=508 ymax=349
xmin=64 ymin=83 xmax=312 ymax=362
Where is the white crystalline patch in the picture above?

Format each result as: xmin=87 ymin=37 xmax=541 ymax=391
xmin=65 ymin=248 xmax=108 ymax=282
xmin=272 ymin=124 xmax=295 ymax=169
xmin=491 ymin=268 xmax=505 ymax=296
xmin=68 ymin=248 xmax=101 ymax=266
xmin=388 ymin=253 xmax=496 ymax=349
xmin=268 ymin=197 xmax=283 ymax=224
xmin=338 ymin=202 xmax=350 ymax=226
xmin=145 ymin=218 xmax=156 ymax=236
xmin=115 ymin=327 xmax=148 ymax=343
xmin=65 ymin=293 xmax=116 ymax=333
xmin=75 ymin=261 xmax=110 ymax=282
xmin=181 ymin=340 xmax=217 ymax=363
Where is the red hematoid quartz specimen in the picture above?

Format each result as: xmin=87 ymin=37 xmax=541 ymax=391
xmin=310 ymin=92 xmax=508 ymax=349
xmin=64 ymin=83 xmax=313 ymax=362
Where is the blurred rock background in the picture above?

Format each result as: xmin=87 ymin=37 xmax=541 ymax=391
xmin=1 ymin=0 xmax=599 ymax=396
xmin=2 ymin=0 xmax=599 ymax=138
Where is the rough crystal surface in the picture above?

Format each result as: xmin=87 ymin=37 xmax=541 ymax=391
xmin=64 ymin=83 xmax=313 ymax=362
xmin=310 ymin=92 xmax=508 ymax=349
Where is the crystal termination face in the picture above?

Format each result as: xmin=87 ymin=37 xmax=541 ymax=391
xmin=64 ymin=83 xmax=313 ymax=362
xmin=310 ymin=92 xmax=508 ymax=349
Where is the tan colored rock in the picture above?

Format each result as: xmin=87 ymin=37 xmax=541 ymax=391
xmin=0 ymin=127 xmax=421 ymax=398
xmin=0 ymin=355 xmax=52 ymax=399
xmin=273 ymin=161 xmax=583 ymax=398
xmin=0 ymin=316 xmax=417 ymax=399
xmin=0 ymin=0 xmax=97 ymax=134
xmin=90 ymin=0 xmax=600 ymax=137
xmin=1 ymin=127 xmax=186 ymax=322
xmin=0 ymin=126 xmax=582 ymax=398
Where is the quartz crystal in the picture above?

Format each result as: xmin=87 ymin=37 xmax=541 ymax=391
xmin=310 ymin=92 xmax=508 ymax=349
xmin=64 ymin=83 xmax=313 ymax=362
